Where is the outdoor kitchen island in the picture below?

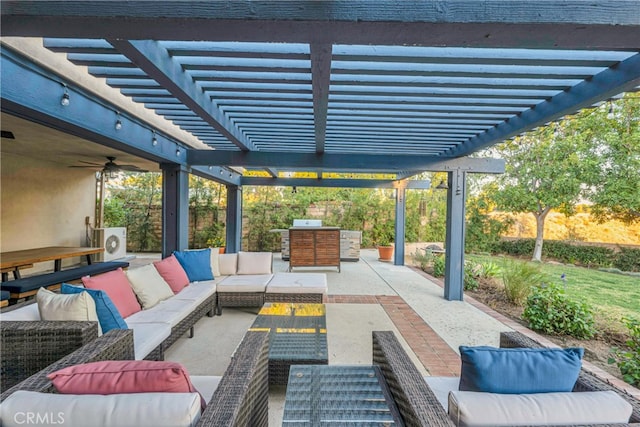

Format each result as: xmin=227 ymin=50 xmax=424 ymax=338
xmin=289 ymin=226 xmax=341 ymax=272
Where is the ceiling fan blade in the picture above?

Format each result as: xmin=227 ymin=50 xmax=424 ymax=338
xmin=69 ymin=165 xmax=100 ymax=169
xmin=119 ymin=164 xmax=148 ymax=172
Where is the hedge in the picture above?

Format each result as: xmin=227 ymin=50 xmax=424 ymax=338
xmin=492 ymin=239 xmax=640 ymax=272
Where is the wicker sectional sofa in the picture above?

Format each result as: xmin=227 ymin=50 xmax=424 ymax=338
xmin=0 ymin=329 xmax=269 ymax=427
xmin=1 ymin=250 xmax=327 ymax=392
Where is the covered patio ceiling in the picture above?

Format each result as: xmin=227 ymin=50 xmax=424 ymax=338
xmin=2 ymin=1 xmax=640 ymax=184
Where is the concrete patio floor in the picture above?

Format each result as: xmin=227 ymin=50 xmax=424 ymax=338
xmin=132 ymin=249 xmax=638 ymax=425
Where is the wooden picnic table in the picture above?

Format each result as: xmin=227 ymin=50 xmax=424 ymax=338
xmin=0 ymin=246 xmax=104 ymax=281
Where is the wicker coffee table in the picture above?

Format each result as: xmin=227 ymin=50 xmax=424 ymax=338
xmin=282 ymin=364 xmax=405 ymax=426
xmin=249 ymin=302 xmax=328 ymax=385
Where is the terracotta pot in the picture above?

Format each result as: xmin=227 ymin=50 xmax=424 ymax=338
xmin=377 ymin=245 xmax=394 ymax=261
xmin=219 ymin=247 xmax=225 ymax=254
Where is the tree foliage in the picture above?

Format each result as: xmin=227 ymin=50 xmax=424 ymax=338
xmin=578 ymin=94 xmax=640 ymax=224
xmin=490 ymin=123 xmax=590 ymax=261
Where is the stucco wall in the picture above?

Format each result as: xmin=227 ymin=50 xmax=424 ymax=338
xmin=1 ymin=152 xmax=96 ymax=272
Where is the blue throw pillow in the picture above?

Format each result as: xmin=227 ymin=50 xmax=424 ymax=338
xmin=61 ymin=283 xmax=128 ymax=333
xmin=173 ymin=249 xmax=214 ymax=282
xmin=459 ymin=345 xmax=584 ymax=394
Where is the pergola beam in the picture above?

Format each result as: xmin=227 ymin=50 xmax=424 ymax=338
xmin=310 ymin=43 xmax=331 ymax=153
xmin=188 ymin=150 xmax=505 ymax=174
xmin=240 ymin=177 xmax=431 ymax=189
xmin=3 ymin=1 xmax=640 ymax=50
xmin=108 ymin=39 xmax=256 ymax=151
xmin=447 ymin=52 xmax=640 ymax=157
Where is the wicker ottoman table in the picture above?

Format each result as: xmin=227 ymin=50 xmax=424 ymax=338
xmin=249 ymin=302 xmax=328 ymax=385
xmin=264 ymin=272 xmax=327 ymax=304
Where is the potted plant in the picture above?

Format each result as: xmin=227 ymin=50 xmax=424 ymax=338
xmin=210 ymin=235 xmax=226 ymax=254
xmin=375 ymin=226 xmax=394 ymax=262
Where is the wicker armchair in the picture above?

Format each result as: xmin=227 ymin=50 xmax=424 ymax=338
xmin=0 ymin=329 xmax=269 ymax=427
xmin=373 ymin=330 xmax=640 ymax=427
xmin=372 ymin=330 xmax=455 ymax=427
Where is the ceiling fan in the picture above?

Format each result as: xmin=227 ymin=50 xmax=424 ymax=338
xmin=71 ymin=156 xmax=148 ymax=175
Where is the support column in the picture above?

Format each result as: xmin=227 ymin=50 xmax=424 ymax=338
xmin=161 ymin=163 xmax=189 ymax=257
xmin=226 ymin=185 xmax=242 ymax=253
xmin=444 ymin=170 xmax=467 ymax=301
xmin=394 ymin=185 xmax=407 ymax=266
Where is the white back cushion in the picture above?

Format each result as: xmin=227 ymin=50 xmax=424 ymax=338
xmin=236 ymin=251 xmax=272 ymax=275
xmin=448 ymin=390 xmax=632 ymax=427
xmin=0 ymin=390 xmax=201 ymax=427
xmin=218 ymin=253 xmax=238 ymax=276
xmin=209 ymin=249 xmax=221 ymax=277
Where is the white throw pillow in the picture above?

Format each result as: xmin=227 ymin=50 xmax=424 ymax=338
xmin=126 ymin=264 xmax=175 ymax=309
xmin=237 ymin=252 xmax=273 ymax=275
xmin=36 ymin=288 xmax=99 ymax=325
xmin=218 ymin=253 xmax=238 ymax=276
xmin=209 ymin=248 xmax=221 ymax=277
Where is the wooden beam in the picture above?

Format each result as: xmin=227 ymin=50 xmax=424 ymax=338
xmin=108 ymin=39 xmax=256 ymax=151
xmin=188 ymin=149 xmax=505 ymax=173
xmin=310 ymin=43 xmax=331 ymax=153
xmin=447 ymin=52 xmax=640 ymax=157
xmin=3 ymin=1 xmax=640 ymax=50
xmin=240 ymin=177 xmax=431 ymax=189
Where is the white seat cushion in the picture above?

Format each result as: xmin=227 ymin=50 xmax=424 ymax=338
xmin=0 ymin=390 xmax=201 ymax=427
xmin=125 ymin=298 xmax=201 ymax=328
xmin=174 ymin=281 xmax=216 ymax=302
xmin=266 ymin=272 xmax=327 ymax=294
xmin=124 ymin=322 xmax=171 ymax=360
xmin=216 ymin=274 xmax=273 ymax=293
xmin=448 ymin=390 xmax=633 ymax=427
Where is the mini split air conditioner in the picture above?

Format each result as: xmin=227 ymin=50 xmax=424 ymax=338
xmin=93 ymin=227 xmax=127 ymax=261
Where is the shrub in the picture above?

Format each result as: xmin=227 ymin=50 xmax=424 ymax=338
xmin=411 ymin=249 xmax=434 ymax=272
xmin=501 ymin=260 xmax=545 ymax=305
xmin=609 ymin=317 xmax=640 ymax=386
xmin=463 ymin=261 xmax=479 ymax=291
xmin=476 ymin=260 xmax=501 ymax=279
xmin=523 ymin=283 xmax=596 ymax=339
xmin=432 ymin=254 xmax=445 ymax=277
xmin=613 ymin=247 xmax=640 ymax=272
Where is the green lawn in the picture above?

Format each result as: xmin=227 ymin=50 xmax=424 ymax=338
xmin=466 ymin=254 xmax=640 ymax=328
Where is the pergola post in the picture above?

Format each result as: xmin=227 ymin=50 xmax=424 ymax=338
xmin=394 ymin=184 xmax=407 ymax=266
xmin=444 ymin=170 xmax=467 ymax=301
xmin=226 ymin=185 xmax=243 ymax=253
xmin=161 ymin=163 xmax=189 ymax=257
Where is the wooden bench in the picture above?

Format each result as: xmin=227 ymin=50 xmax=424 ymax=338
xmin=0 ymin=261 xmax=129 ymax=303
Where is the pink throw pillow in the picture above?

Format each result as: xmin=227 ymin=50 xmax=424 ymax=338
xmin=82 ymin=268 xmax=141 ymax=318
xmin=153 ymin=255 xmax=190 ymax=293
xmin=47 ymin=360 xmax=205 ymax=409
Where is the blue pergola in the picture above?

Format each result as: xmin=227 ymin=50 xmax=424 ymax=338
xmin=2 ymin=1 xmax=639 ymax=300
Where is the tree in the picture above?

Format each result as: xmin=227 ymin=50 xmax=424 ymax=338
xmin=490 ymin=124 xmax=590 ymax=262
xmin=578 ymin=94 xmax=640 ymax=223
